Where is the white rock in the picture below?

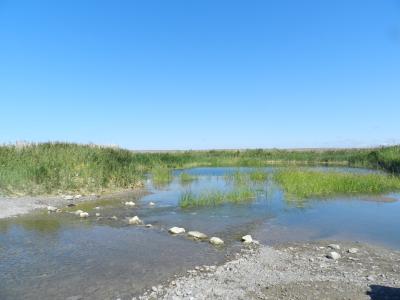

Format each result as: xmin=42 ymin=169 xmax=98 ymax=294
xmin=128 ymin=216 xmax=142 ymax=225
xmin=209 ymin=237 xmax=224 ymax=245
xmin=149 ymin=202 xmax=155 ymax=206
xmin=74 ymin=194 xmax=82 ymax=199
xmin=169 ymin=227 xmax=185 ymax=234
xmin=94 ymin=206 xmax=101 ymax=210
xmin=74 ymin=210 xmax=84 ymax=215
xmin=328 ymin=244 xmax=341 ymax=250
xmin=95 ymin=213 xmax=100 ymax=217
xmin=79 ymin=212 xmax=89 ymax=218
xmin=125 ymin=201 xmax=135 ymax=206
xmin=111 ymin=216 xmax=118 ymax=220
xmin=188 ymin=231 xmax=208 ymax=239
xmin=47 ymin=206 xmax=57 ymax=212
xmin=348 ymin=248 xmax=359 ymax=254
xmin=241 ymin=235 xmax=253 ymax=244
xmin=63 ymin=195 xmax=74 ymax=200
xmin=145 ymin=224 xmax=153 ymax=228
xmin=327 ymin=251 xmax=341 ymax=260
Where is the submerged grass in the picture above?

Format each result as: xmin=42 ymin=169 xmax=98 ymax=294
xmin=274 ymin=169 xmax=400 ymax=199
xmin=1 ymin=142 xmax=400 ymax=196
xmin=151 ymin=167 xmax=172 ymax=186
xmin=179 ymin=187 xmax=256 ymax=208
xmin=179 ymin=172 xmax=197 ymax=183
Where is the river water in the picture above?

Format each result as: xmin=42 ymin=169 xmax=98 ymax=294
xmin=1 ymin=167 xmax=399 ymax=299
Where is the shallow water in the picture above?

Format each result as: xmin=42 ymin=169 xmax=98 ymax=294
xmin=1 ymin=167 xmax=400 ymax=300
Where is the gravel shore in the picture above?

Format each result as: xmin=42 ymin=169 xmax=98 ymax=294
xmin=139 ymin=241 xmax=400 ymax=300
xmin=0 ymin=190 xmax=147 ymax=219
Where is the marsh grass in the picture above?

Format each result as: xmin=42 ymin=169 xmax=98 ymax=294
xmin=1 ymin=142 xmax=400 ymax=196
xmin=179 ymin=187 xmax=256 ymax=208
xmin=274 ymin=169 xmax=400 ymax=199
xmin=249 ymin=170 xmax=269 ymax=182
xmin=151 ymin=167 xmax=172 ymax=186
xmin=179 ymin=172 xmax=197 ymax=183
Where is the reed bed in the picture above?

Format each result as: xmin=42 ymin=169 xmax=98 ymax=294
xmin=274 ymin=169 xmax=400 ymax=199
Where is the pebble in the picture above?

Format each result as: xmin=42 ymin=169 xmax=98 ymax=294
xmin=169 ymin=227 xmax=186 ymax=234
xmin=95 ymin=213 xmax=100 ymax=217
xmin=74 ymin=210 xmax=84 ymax=215
xmin=149 ymin=202 xmax=155 ymax=206
xmin=79 ymin=212 xmax=89 ymax=218
xmin=63 ymin=195 xmax=74 ymax=201
xmin=47 ymin=206 xmax=57 ymax=212
xmin=348 ymin=248 xmax=359 ymax=254
xmin=328 ymin=244 xmax=341 ymax=250
xmin=367 ymin=275 xmax=375 ymax=281
xmin=128 ymin=216 xmax=142 ymax=225
xmin=125 ymin=201 xmax=136 ymax=206
xmin=188 ymin=231 xmax=208 ymax=239
xmin=241 ymin=235 xmax=253 ymax=244
xmin=326 ymin=251 xmax=341 ymax=260
xmin=145 ymin=224 xmax=153 ymax=228
xmin=74 ymin=194 xmax=82 ymax=199
xmin=209 ymin=237 xmax=224 ymax=245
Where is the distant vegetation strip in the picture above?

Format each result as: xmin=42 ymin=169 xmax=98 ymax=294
xmin=274 ymin=169 xmax=400 ymax=199
xmin=0 ymin=142 xmax=399 ymax=196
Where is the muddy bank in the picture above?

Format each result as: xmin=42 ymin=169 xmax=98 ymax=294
xmin=0 ymin=189 xmax=147 ymax=219
xmin=139 ymin=241 xmax=400 ymax=300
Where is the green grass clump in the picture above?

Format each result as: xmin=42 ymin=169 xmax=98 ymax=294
xmin=225 ymin=171 xmax=249 ymax=186
xmin=151 ymin=167 xmax=172 ymax=186
xmin=179 ymin=187 xmax=256 ymax=208
xmin=179 ymin=172 xmax=197 ymax=183
xmin=249 ymin=170 xmax=269 ymax=182
xmin=274 ymin=169 xmax=400 ymax=199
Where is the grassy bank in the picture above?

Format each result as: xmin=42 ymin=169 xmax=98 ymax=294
xmin=0 ymin=142 xmax=399 ymax=196
xmin=274 ymin=169 xmax=400 ymax=199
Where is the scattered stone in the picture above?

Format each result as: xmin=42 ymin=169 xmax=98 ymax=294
xmin=95 ymin=213 xmax=100 ymax=217
xmin=151 ymin=286 xmax=158 ymax=292
xmin=242 ymin=235 xmax=253 ymax=244
xmin=67 ymin=203 xmax=76 ymax=207
xmin=188 ymin=231 xmax=208 ymax=239
xmin=145 ymin=224 xmax=153 ymax=228
xmin=169 ymin=227 xmax=186 ymax=234
xmin=209 ymin=237 xmax=224 ymax=245
xmin=367 ymin=275 xmax=375 ymax=281
xmin=125 ymin=201 xmax=136 ymax=206
xmin=79 ymin=212 xmax=89 ymax=218
xmin=94 ymin=206 xmax=100 ymax=210
xmin=128 ymin=216 xmax=142 ymax=225
xmin=74 ymin=210 xmax=84 ymax=215
xmin=327 ymin=251 xmax=341 ymax=260
xmin=110 ymin=216 xmax=118 ymax=220
xmin=47 ymin=206 xmax=57 ymax=212
xmin=149 ymin=202 xmax=156 ymax=206
xmin=348 ymin=248 xmax=359 ymax=254
xmin=328 ymin=244 xmax=341 ymax=250
xmin=74 ymin=194 xmax=82 ymax=199
xmin=63 ymin=195 xmax=74 ymax=200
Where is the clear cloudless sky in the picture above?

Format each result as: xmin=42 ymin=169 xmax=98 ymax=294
xmin=0 ymin=0 xmax=399 ymax=150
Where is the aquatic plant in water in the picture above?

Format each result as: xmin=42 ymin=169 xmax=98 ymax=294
xmin=274 ymin=169 xmax=400 ymax=199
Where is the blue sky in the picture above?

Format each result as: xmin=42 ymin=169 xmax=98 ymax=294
xmin=0 ymin=0 xmax=399 ymax=150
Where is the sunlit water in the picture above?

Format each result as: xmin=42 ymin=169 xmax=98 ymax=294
xmin=1 ymin=167 xmax=400 ymax=300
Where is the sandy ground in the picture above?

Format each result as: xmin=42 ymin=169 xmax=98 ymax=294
xmin=138 ymin=241 xmax=400 ymax=300
xmin=0 ymin=190 xmax=147 ymax=219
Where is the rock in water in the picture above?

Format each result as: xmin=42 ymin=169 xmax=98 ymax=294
xmin=128 ymin=216 xmax=142 ymax=225
xmin=74 ymin=210 xmax=84 ymax=215
xmin=95 ymin=213 xmax=101 ymax=217
xmin=348 ymin=248 xmax=359 ymax=254
xmin=328 ymin=244 xmax=341 ymax=250
xmin=63 ymin=195 xmax=74 ymax=201
xmin=125 ymin=201 xmax=135 ymax=206
xmin=188 ymin=231 xmax=208 ymax=239
xmin=79 ymin=212 xmax=89 ymax=218
xmin=209 ymin=237 xmax=224 ymax=245
xmin=169 ymin=227 xmax=185 ymax=234
xmin=47 ymin=206 xmax=57 ymax=212
xmin=327 ymin=251 xmax=341 ymax=260
xmin=149 ymin=202 xmax=155 ymax=206
xmin=74 ymin=194 xmax=82 ymax=199
xmin=241 ymin=235 xmax=253 ymax=244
